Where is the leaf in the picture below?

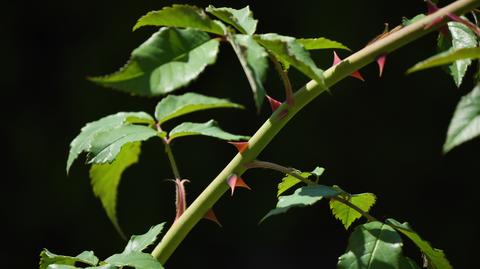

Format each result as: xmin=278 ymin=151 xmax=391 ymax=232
xmin=443 ymin=83 xmax=480 ymax=152
xmin=407 ymin=47 xmax=480 ymax=74
xmin=277 ymin=171 xmax=310 ymax=197
xmin=402 ymin=14 xmax=426 ymax=26
xmin=155 ymin=92 xmax=243 ymax=124
xmin=47 ymin=265 xmax=78 ymax=269
xmin=297 ymin=37 xmax=350 ymax=51
xmin=330 ymin=193 xmax=376 ymax=229
xmin=337 ymin=221 xmax=406 ymax=269
xmin=401 ymin=258 xmax=422 ymax=269
xmin=67 ymin=112 xmax=154 ymax=173
xmin=386 ymin=218 xmax=452 ymax=269
xmin=168 ymin=120 xmax=250 ymax=141
xmin=229 ymin=34 xmax=268 ymax=111
xmin=90 ymin=28 xmax=220 ymax=96
xmin=105 ymin=252 xmax=164 ymax=269
xmin=133 ymin=4 xmax=225 ymax=34
xmin=261 ymin=185 xmax=341 ymax=222
xmin=206 ymin=5 xmax=258 ymax=35
xmin=124 ymin=223 xmax=166 ymax=254
xmin=311 ymin=166 xmax=325 ymax=177
xmin=90 ymin=142 xmax=142 ymax=237
xmin=40 ymin=249 xmax=99 ymax=269
xmin=254 ymin=33 xmax=325 ymax=87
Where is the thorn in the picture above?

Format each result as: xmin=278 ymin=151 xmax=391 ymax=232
xmin=377 ymin=54 xmax=387 ymax=77
xmin=204 ymin=208 xmax=222 ymax=227
xmin=227 ymin=174 xmax=251 ymax=196
xmin=332 ymin=51 xmax=365 ymax=82
xmin=228 ymin=141 xmax=249 ymax=153
xmin=173 ymin=179 xmax=189 ymax=222
xmin=266 ymin=95 xmax=282 ymax=112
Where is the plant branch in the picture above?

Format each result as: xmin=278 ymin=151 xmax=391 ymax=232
xmin=245 ymin=160 xmax=315 ymax=185
xmin=156 ymin=124 xmax=181 ymax=180
xmin=269 ymin=54 xmax=294 ymax=105
xmin=151 ymin=0 xmax=480 ymax=263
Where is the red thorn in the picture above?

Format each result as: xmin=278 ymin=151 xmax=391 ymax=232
xmin=332 ymin=51 xmax=365 ymax=82
xmin=204 ymin=208 xmax=222 ymax=227
xmin=377 ymin=54 xmax=387 ymax=77
xmin=227 ymin=174 xmax=251 ymax=196
xmin=228 ymin=141 xmax=249 ymax=153
xmin=266 ymin=95 xmax=282 ymax=112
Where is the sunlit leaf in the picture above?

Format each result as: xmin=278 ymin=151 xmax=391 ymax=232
xmin=407 ymin=47 xmax=480 ymax=74
xmin=105 ymin=252 xmax=163 ymax=269
xmin=277 ymin=171 xmax=310 ymax=197
xmin=124 ymin=223 xmax=166 ymax=254
xmin=133 ymin=4 xmax=224 ymax=34
xmin=155 ymin=92 xmax=243 ymax=124
xmin=206 ymin=5 xmax=258 ymax=35
xmin=168 ymin=120 xmax=250 ymax=141
xmin=297 ymin=37 xmax=350 ymax=51
xmin=329 ymin=192 xmax=376 ymax=229
xmin=90 ymin=28 xmax=220 ymax=96
xmin=40 ymin=249 xmax=99 ymax=269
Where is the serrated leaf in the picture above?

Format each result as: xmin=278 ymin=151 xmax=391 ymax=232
xmin=277 ymin=172 xmax=310 ymax=197
xmin=407 ymin=47 xmax=480 ymax=74
xmin=155 ymin=92 xmax=243 ymax=124
xmin=297 ymin=37 xmax=350 ymax=51
xmin=90 ymin=142 xmax=142 ymax=237
xmin=67 ymin=112 xmax=154 ymax=173
xmin=133 ymin=4 xmax=224 ymax=34
xmin=124 ymin=223 xmax=166 ymax=254
xmin=105 ymin=252 xmax=163 ymax=269
xmin=90 ymin=28 xmax=220 ymax=96
xmin=254 ymin=33 xmax=325 ymax=88
xmin=338 ymin=221 xmax=405 ymax=269
xmin=330 ymin=193 xmax=376 ymax=229
xmin=87 ymin=125 xmax=157 ymax=164
xmin=261 ymin=185 xmax=341 ymax=222
xmin=40 ymin=249 xmax=99 ymax=269
xmin=168 ymin=120 xmax=250 ymax=141
xmin=443 ymin=83 xmax=480 ymax=153
xmin=386 ymin=219 xmax=452 ymax=269
xmin=229 ymin=34 xmax=268 ymax=111
xmin=206 ymin=5 xmax=257 ymax=35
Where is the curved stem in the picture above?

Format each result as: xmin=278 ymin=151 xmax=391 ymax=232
xmin=269 ymin=54 xmax=294 ymax=105
xmin=164 ymin=144 xmax=181 ymax=180
xmin=152 ymin=0 xmax=480 ymax=263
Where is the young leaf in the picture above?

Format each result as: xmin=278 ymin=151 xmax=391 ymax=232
xmin=261 ymin=185 xmax=341 ymax=222
xmin=40 ymin=249 xmax=99 ymax=269
xmin=329 ymin=192 xmax=376 ymax=229
xmin=90 ymin=28 xmax=220 ymax=96
xmin=386 ymin=218 xmax=452 ymax=269
xmin=407 ymin=47 xmax=480 ymax=74
xmin=443 ymin=83 xmax=480 ymax=153
xmin=133 ymin=4 xmax=224 ymax=35
xmin=297 ymin=37 xmax=350 ymax=51
xmin=87 ymin=125 xmax=158 ymax=164
xmin=205 ymin=5 xmax=258 ymax=35
xmin=105 ymin=252 xmax=164 ymax=269
xmin=338 ymin=221 xmax=406 ymax=269
xmin=90 ymin=142 xmax=142 ymax=238
xmin=124 ymin=223 xmax=166 ymax=254
xmin=168 ymin=120 xmax=250 ymax=141
xmin=67 ymin=112 xmax=154 ymax=173
xmin=229 ymin=34 xmax=268 ymax=111
xmin=277 ymin=171 xmax=311 ymax=197
xmin=254 ymin=33 xmax=325 ymax=87
xmin=155 ymin=92 xmax=243 ymax=124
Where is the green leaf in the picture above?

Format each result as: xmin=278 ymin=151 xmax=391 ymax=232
xmin=133 ymin=4 xmax=225 ymax=34
xmin=124 ymin=223 xmax=166 ymax=254
xmin=206 ymin=5 xmax=257 ymax=35
xmin=443 ymin=83 xmax=480 ymax=153
xmin=402 ymin=14 xmax=426 ymax=26
xmin=47 ymin=265 xmax=78 ymax=269
xmin=407 ymin=47 xmax=480 ymax=74
xmin=261 ymin=185 xmax=341 ymax=222
xmin=254 ymin=33 xmax=325 ymax=87
xmin=297 ymin=37 xmax=350 ymax=51
xmin=277 ymin=172 xmax=310 ymax=197
xmin=168 ymin=120 xmax=250 ymax=141
xmin=90 ymin=142 xmax=142 ymax=238
xmin=401 ymin=257 xmax=422 ymax=269
xmin=87 ymin=125 xmax=157 ymax=164
xmin=386 ymin=219 xmax=452 ymax=269
xmin=40 ymin=249 xmax=99 ymax=269
xmin=311 ymin=166 xmax=325 ymax=177
xmin=105 ymin=252 xmax=163 ymax=269
xmin=90 ymin=28 xmax=220 ymax=96
xmin=67 ymin=112 xmax=154 ymax=173
xmin=229 ymin=34 xmax=268 ymax=111
xmin=338 ymin=221 xmax=406 ymax=269
xmin=330 ymin=192 xmax=376 ymax=229
xmin=155 ymin=92 xmax=243 ymax=124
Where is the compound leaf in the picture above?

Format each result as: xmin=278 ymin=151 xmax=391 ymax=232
xmin=330 ymin=192 xmax=376 ymax=229
xmin=206 ymin=5 xmax=257 ymax=35
xmin=40 ymin=249 xmax=99 ymax=269
xmin=168 ymin=120 xmax=250 ymax=141
xmin=124 ymin=223 xmax=166 ymax=254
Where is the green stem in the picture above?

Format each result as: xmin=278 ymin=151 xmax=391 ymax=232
xmin=152 ymin=0 xmax=480 ymax=263
xmin=164 ymin=143 xmax=181 ymax=180
xmin=269 ymin=54 xmax=294 ymax=105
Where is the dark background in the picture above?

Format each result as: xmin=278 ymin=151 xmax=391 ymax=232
xmin=2 ymin=0 xmax=479 ymax=268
